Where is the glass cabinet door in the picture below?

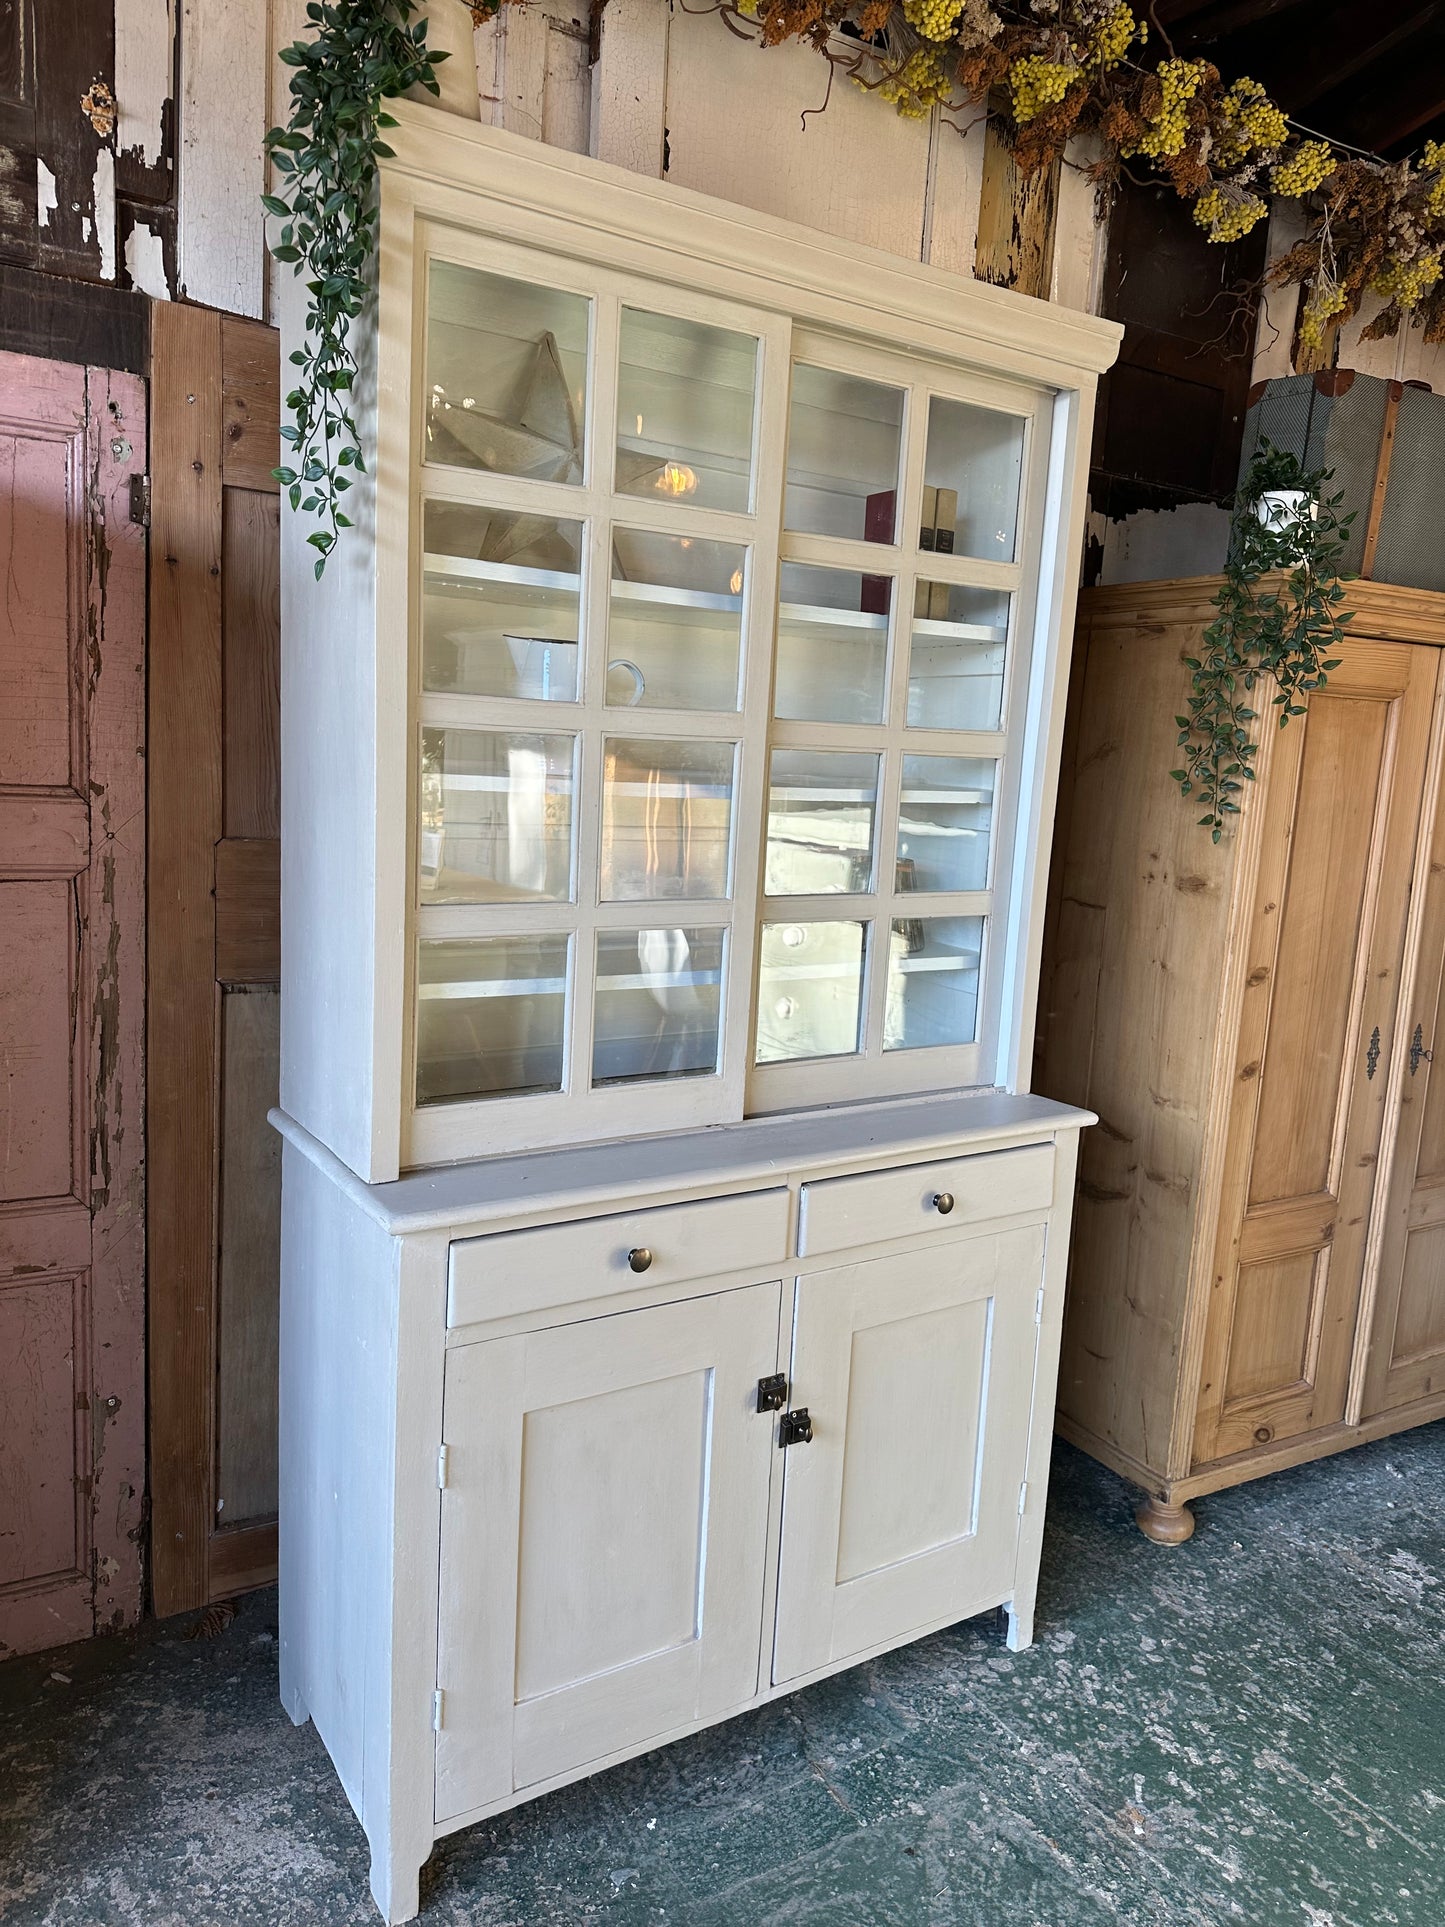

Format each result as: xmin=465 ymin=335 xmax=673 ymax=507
xmin=410 ymin=243 xmax=784 ymax=1159
xmin=408 ymin=234 xmax=1050 ymax=1157
xmin=749 ymin=339 xmax=1041 ymax=1108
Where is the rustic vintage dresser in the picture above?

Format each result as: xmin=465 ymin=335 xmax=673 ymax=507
xmin=274 ymin=103 xmax=1118 ymax=1920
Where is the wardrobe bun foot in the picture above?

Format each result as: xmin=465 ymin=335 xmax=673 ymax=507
xmin=1135 ymin=1496 xmax=1196 ymax=1545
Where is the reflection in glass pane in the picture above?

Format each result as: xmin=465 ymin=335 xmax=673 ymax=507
xmin=426 ymin=261 xmax=589 ymax=482
xmin=885 ymin=916 xmax=983 ymax=1051
xmin=423 ymin=501 xmax=583 ymax=700
xmin=416 ymin=934 xmax=569 ymax=1103
xmin=785 ymin=365 xmax=904 ymax=543
xmin=755 ymin=920 xmax=866 ymax=1063
xmin=906 ymin=584 xmax=1010 ymax=731
xmin=897 ymin=755 xmax=995 ymax=894
xmin=766 ymin=750 xmax=879 ymax=897
xmin=601 ymin=738 xmax=736 ymax=901
xmin=592 ymin=926 xmax=725 ymax=1086
xmin=616 ymin=308 xmax=758 ymax=515
xmin=608 ymin=530 xmax=746 ymax=711
xmin=924 ymin=395 xmax=1025 ymax=564
xmin=774 ymin=564 xmax=889 ymax=725
xmin=419 ymin=728 xmax=575 ymax=904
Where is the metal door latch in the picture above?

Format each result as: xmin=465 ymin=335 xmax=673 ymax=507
xmin=1410 ymin=1023 xmax=1434 ymax=1075
xmin=778 ymin=1408 xmax=814 ymax=1447
xmin=756 ymin=1373 xmax=788 ymax=1412
xmin=1366 ymin=1025 xmax=1381 ymax=1080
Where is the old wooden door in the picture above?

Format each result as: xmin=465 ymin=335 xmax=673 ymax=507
xmin=0 ymin=351 xmax=146 ymax=1656
xmin=149 ymin=305 xmax=282 ymax=1615
xmin=1365 ymin=657 xmax=1445 ymax=1419
xmin=1193 ymin=637 xmax=1437 ymax=1467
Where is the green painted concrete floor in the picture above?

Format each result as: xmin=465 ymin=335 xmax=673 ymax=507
xmin=2 ymin=1430 xmax=1442 ymax=1926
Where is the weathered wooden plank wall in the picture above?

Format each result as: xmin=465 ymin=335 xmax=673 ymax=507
xmin=0 ymin=2 xmax=1107 ymax=320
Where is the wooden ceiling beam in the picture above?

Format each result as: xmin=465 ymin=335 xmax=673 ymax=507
xmin=1285 ymin=4 xmax=1442 ymax=113
xmin=1335 ymin=44 xmax=1445 ymax=152
xmin=1156 ymin=0 xmax=1312 ymax=40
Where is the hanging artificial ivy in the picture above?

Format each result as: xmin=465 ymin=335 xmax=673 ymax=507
xmin=264 ymin=1 xmax=451 ymax=576
xmin=267 ymin=0 xmax=1445 ymax=571
xmin=1170 ymin=442 xmax=1352 ymax=842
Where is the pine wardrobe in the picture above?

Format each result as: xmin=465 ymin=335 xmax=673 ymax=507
xmin=1039 ymin=575 xmax=1445 ymax=1544
xmin=274 ymin=104 xmax=1118 ymax=1921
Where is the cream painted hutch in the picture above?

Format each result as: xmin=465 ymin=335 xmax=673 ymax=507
xmin=274 ymin=104 xmax=1118 ymax=1922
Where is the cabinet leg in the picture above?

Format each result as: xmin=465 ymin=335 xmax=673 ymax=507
xmin=1005 ymin=1602 xmax=1034 ymax=1653
xmin=279 ymin=1675 xmax=309 ymax=1728
xmin=1135 ymin=1495 xmax=1196 ymax=1545
xmin=369 ymin=1845 xmax=423 ymax=1926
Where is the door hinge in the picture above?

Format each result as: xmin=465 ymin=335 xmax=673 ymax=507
xmin=1018 ymin=1480 xmax=1029 ymax=1516
xmin=128 ymin=473 xmax=150 ymax=527
xmin=1034 ymin=1286 xmax=1045 ymax=1326
xmin=437 ymin=1443 xmax=450 ymax=1490
xmin=433 ymin=1689 xmax=445 ymax=1732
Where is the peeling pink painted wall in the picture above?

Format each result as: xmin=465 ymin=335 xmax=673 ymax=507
xmin=0 ymin=351 xmax=146 ymax=1656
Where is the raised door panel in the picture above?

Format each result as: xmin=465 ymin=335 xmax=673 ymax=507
xmin=0 ymin=353 xmax=145 ymax=1655
xmin=1195 ymin=640 xmax=1436 ymax=1465
xmin=1365 ymin=658 xmax=1445 ymax=1418
xmin=435 ymin=1280 xmax=782 ymax=1824
xmin=772 ymin=1227 xmax=1042 ymax=1686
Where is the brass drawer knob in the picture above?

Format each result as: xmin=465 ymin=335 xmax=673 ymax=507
xmin=932 ymin=1192 xmax=955 ymax=1215
xmin=627 ymin=1246 xmax=653 ymax=1273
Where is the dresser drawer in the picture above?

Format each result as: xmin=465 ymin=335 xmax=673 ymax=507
xmin=448 ymin=1187 xmax=791 ymax=1327
xmin=797 ymin=1143 xmax=1054 ymax=1257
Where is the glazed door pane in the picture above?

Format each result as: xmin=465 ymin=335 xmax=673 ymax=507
xmin=600 ymin=737 xmax=737 ymax=902
xmin=416 ymin=934 xmax=571 ymax=1104
xmin=615 ymin=307 xmax=759 ymax=515
xmin=773 ymin=564 xmax=891 ymax=726
xmin=435 ymin=1282 xmax=781 ymax=1818
xmin=755 ymin=920 xmax=867 ymax=1064
xmin=422 ymin=503 xmax=583 ymax=702
xmin=607 ymin=529 xmax=747 ymax=712
xmin=419 ymin=727 xmax=576 ymax=904
xmin=906 ymin=586 xmax=1011 ymax=732
xmin=784 ymin=365 xmax=904 ymax=542
xmin=592 ymin=925 xmax=726 ymax=1086
xmin=425 ymin=261 xmax=589 ymax=482
xmin=765 ymin=750 xmax=880 ymax=897
xmin=922 ymin=395 xmax=1025 ymax=565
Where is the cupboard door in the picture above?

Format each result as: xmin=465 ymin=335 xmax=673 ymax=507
xmin=1365 ymin=660 xmax=1445 ymax=1418
xmin=435 ymin=1280 xmax=782 ymax=1823
xmin=772 ymin=1227 xmax=1043 ymax=1686
xmin=1195 ymin=640 xmax=1436 ymax=1464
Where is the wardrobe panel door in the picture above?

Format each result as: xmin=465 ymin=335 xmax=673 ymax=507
xmin=434 ymin=1279 xmax=782 ymax=1822
xmin=1195 ymin=640 xmax=1436 ymax=1465
xmin=772 ymin=1226 xmax=1042 ymax=1686
xmin=1365 ymin=652 xmax=1445 ymax=1418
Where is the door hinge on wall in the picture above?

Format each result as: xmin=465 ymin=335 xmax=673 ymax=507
xmin=128 ymin=473 xmax=150 ymax=527
xmin=1018 ymin=1480 xmax=1029 ymax=1515
xmin=437 ymin=1443 xmax=450 ymax=1490
xmin=1034 ymin=1286 xmax=1045 ymax=1326
xmin=433 ymin=1689 xmax=445 ymax=1732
